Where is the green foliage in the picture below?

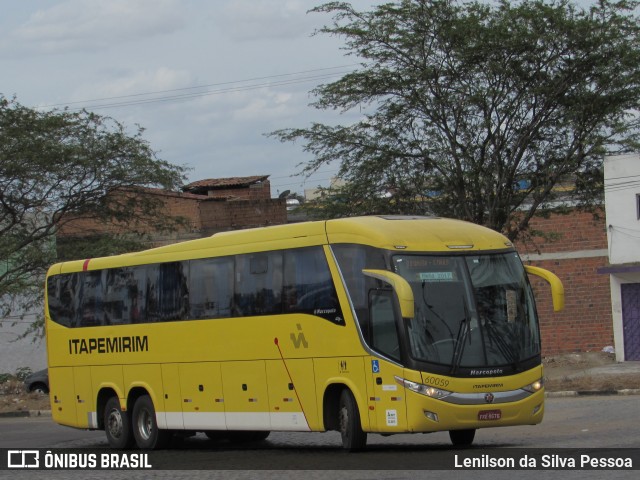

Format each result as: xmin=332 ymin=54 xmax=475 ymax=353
xmin=272 ymin=0 xmax=640 ymax=240
xmin=0 ymin=96 xmax=188 ymax=331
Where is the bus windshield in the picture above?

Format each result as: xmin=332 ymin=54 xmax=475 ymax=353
xmin=393 ymin=252 xmax=540 ymax=370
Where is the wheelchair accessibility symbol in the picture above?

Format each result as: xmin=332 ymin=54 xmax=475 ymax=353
xmin=371 ymin=360 xmax=380 ymax=373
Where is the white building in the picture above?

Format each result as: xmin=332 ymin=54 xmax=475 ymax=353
xmin=0 ymin=313 xmax=47 ymax=375
xmin=601 ymin=154 xmax=640 ymax=361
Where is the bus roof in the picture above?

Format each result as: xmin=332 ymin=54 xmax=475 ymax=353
xmin=325 ymin=216 xmax=510 ymax=251
xmin=50 ymin=216 xmax=512 ymax=274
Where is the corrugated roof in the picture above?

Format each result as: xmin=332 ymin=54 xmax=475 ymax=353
xmin=183 ymin=175 xmax=269 ymax=193
xmin=115 ymin=186 xmax=206 ymax=200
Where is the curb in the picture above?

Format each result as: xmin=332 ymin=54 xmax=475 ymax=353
xmin=0 ymin=410 xmax=52 ymax=418
xmin=547 ymin=388 xmax=640 ymax=398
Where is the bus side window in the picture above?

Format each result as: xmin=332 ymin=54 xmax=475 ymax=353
xmin=234 ymin=252 xmax=283 ymax=317
xmin=56 ymin=273 xmax=81 ymax=328
xmin=78 ymin=271 xmax=105 ymax=327
xmin=283 ymin=247 xmax=342 ymax=324
xmin=369 ymin=289 xmax=400 ymax=361
xmin=189 ymin=257 xmax=234 ymax=320
xmin=144 ymin=262 xmax=189 ymax=322
xmin=104 ymin=266 xmax=148 ymax=324
xmin=48 ymin=275 xmax=74 ymax=328
xmin=332 ymin=244 xmax=387 ymax=329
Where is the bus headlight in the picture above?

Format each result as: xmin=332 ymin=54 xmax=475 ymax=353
xmin=395 ymin=376 xmax=452 ymax=399
xmin=522 ymin=379 xmax=544 ymax=393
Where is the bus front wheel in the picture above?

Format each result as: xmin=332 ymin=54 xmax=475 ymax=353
xmin=132 ymin=394 xmax=171 ymax=449
xmin=449 ymin=428 xmax=476 ymax=446
xmin=104 ymin=396 xmax=134 ymax=449
xmin=338 ymin=389 xmax=367 ymax=451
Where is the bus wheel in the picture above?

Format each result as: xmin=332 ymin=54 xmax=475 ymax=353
xmin=449 ymin=429 xmax=476 ymax=446
xmin=132 ymin=394 xmax=171 ymax=449
xmin=104 ymin=397 xmax=134 ymax=449
xmin=338 ymin=389 xmax=367 ymax=451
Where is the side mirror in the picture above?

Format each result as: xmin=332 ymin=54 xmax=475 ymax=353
xmin=524 ymin=265 xmax=565 ymax=312
xmin=363 ymin=269 xmax=415 ymax=319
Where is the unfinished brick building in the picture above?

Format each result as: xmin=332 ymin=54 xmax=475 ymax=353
xmin=58 ymin=175 xmax=287 ymax=245
xmin=516 ymin=209 xmax=613 ymax=356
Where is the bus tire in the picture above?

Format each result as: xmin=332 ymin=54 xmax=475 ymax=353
xmin=338 ymin=389 xmax=367 ymax=451
xmin=132 ymin=394 xmax=171 ymax=449
xmin=449 ymin=428 xmax=476 ymax=446
xmin=104 ymin=396 xmax=134 ymax=449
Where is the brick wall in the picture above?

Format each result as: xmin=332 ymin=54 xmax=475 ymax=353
xmin=515 ymin=209 xmax=613 ymax=355
xmin=527 ymin=257 xmax=613 ymax=355
xmin=207 ymin=180 xmax=272 ymax=201
xmin=517 ymin=210 xmax=607 ymax=253
xmin=59 ymin=189 xmax=202 ymax=240
xmin=58 ymin=184 xmax=287 ymax=244
xmin=200 ymin=198 xmax=287 ymax=235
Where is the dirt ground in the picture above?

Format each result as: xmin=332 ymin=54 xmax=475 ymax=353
xmin=1 ymin=353 xmax=639 ymax=414
xmin=543 ymin=351 xmax=640 ymax=392
xmin=0 ymin=379 xmax=50 ymax=414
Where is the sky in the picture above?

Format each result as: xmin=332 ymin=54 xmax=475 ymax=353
xmin=1 ymin=0 xmax=379 ymax=197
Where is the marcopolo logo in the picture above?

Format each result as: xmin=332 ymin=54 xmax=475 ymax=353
xmin=7 ymin=450 xmax=39 ymax=468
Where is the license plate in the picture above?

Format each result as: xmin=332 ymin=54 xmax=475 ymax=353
xmin=478 ymin=409 xmax=501 ymax=421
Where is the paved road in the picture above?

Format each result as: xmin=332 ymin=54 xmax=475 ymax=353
xmin=1 ymin=396 xmax=638 ymax=478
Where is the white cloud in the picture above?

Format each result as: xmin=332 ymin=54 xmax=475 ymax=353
xmin=9 ymin=0 xmax=185 ymax=55
xmin=1 ymin=0 xmax=377 ymax=192
xmin=216 ymin=0 xmax=318 ymax=41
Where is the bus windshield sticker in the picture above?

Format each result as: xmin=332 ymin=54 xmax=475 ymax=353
xmin=419 ymin=272 xmax=454 ymax=282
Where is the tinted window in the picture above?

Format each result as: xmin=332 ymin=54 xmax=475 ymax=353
xmin=370 ymin=290 xmax=400 ymax=360
xmin=78 ymin=271 xmax=105 ymax=327
xmin=190 ymin=257 xmax=234 ymax=319
xmin=54 ymin=273 xmax=81 ymax=327
xmin=284 ymin=247 xmax=342 ymax=324
xmin=147 ymin=262 xmax=189 ymax=322
xmin=332 ymin=244 xmax=387 ymax=333
xmin=47 ymin=247 xmax=345 ymax=327
xmin=234 ymin=252 xmax=283 ymax=316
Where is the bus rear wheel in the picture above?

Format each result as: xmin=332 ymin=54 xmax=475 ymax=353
xmin=338 ymin=389 xmax=367 ymax=451
xmin=132 ymin=394 xmax=171 ymax=449
xmin=449 ymin=429 xmax=476 ymax=446
xmin=104 ymin=396 xmax=134 ymax=449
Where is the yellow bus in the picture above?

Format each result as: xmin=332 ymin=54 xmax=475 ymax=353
xmin=45 ymin=216 xmax=563 ymax=450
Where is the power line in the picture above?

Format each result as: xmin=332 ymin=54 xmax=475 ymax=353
xmin=38 ymin=65 xmax=360 ymax=111
xmin=604 ymin=180 xmax=640 ymax=192
xmin=272 ymin=176 xmax=336 ymax=189
xmin=67 ymin=73 xmax=352 ymax=111
xmin=268 ymin=168 xmax=339 ymax=181
xmin=604 ymin=173 xmax=640 ymax=182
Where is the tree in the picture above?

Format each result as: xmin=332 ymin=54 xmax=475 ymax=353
xmin=272 ymin=0 xmax=640 ymax=240
xmin=0 ymin=96 xmax=187 ymax=329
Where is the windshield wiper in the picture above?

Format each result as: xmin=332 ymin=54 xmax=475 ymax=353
xmin=421 ymin=281 xmax=454 ymax=339
xmin=484 ymin=322 xmax=519 ymax=368
xmin=450 ymin=299 xmax=472 ymax=375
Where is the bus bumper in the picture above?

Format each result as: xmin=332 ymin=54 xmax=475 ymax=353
xmin=404 ymin=388 xmax=545 ymax=432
